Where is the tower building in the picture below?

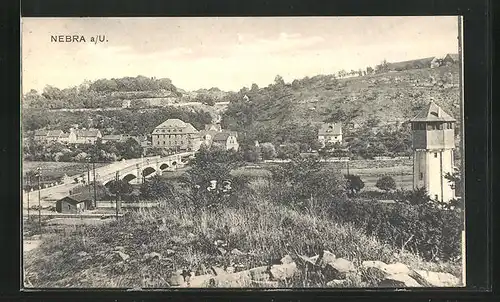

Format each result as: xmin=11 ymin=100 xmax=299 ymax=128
xmin=410 ymin=101 xmax=456 ymax=203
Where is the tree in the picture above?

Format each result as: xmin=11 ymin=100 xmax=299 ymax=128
xmin=260 ymin=142 xmax=277 ymax=160
xmin=274 ymin=75 xmax=285 ymax=86
xmin=345 ymin=174 xmax=364 ymax=196
xmin=277 ymin=143 xmax=300 ymax=159
xmin=376 ymin=176 xmax=397 ymax=192
xmin=107 ymin=179 xmax=133 ymax=197
xmin=140 ymin=175 xmax=174 ymax=200
xmin=251 ymin=83 xmax=259 ymax=91
xmin=375 ymin=59 xmax=389 ymax=73
xmin=366 ymin=66 xmax=374 ymax=74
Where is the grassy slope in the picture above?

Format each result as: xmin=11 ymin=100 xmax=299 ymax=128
xmin=23 ymin=161 xmax=108 ymax=180
xmin=24 ymin=187 xmax=460 ymax=288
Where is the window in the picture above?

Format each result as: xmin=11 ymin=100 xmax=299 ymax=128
xmin=434 ymin=152 xmax=438 ymax=158
xmin=419 ymin=172 xmax=423 ymax=180
xmin=434 ymin=194 xmax=439 ymax=200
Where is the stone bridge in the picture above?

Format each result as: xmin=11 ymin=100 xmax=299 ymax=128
xmin=83 ymin=152 xmax=194 ymax=186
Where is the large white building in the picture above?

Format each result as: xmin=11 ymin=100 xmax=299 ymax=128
xmin=318 ymin=123 xmax=343 ymax=147
xmin=410 ymin=101 xmax=456 ymax=203
xmin=151 ymin=119 xmax=202 ymax=152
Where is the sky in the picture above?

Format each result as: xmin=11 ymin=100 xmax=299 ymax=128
xmin=21 ymin=16 xmax=459 ymax=93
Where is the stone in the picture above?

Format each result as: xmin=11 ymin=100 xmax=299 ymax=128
xmin=115 ymin=251 xmax=130 ymax=261
xmin=362 ymin=260 xmax=390 ymax=279
xmin=294 ymin=254 xmax=318 ymax=272
xmin=379 ymin=273 xmax=422 ymax=287
xmin=165 ymin=249 xmax=175 ymax=257
xmin=231 ymin=248 xmax=246 ymax=256
xmin=248 ymin=266 xmax=271 ymax=282
xmin=251 ymin=280 xmax=279 ymax=288
xmin=280 ymin=255 xmax=294 ymax=264
xmin=385 ymin=263 xmax=410 ymax=275
xmin=326 ymin=279 xmax=348 ymax=287
xmin=316 ymin=250 xmax=336 ymax=267
xmin=186 ymin=274 xmax=213 ymax=287
xmin=168 ymin=270 xmax=186 ymax=286
xmin=211 ymin=266 xmax=226 ymax=276
xmin=77 ymin=251 xmax=88 ymax=257
xmin=322 ymin=258 xmax=356 ymax=280
xmin=210 ymin=270 xmax=253 ymax=287
xmin=409 ymin=269 xmax=460 ymax=287
xmin=269 ymin=262 xmax=298 ymax=281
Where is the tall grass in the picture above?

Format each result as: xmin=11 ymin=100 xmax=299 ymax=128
xmin=24 ymin=187 xmax=461 ymax=288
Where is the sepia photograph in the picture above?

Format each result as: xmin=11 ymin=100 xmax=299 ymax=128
xmin=21 ymin=16 xmax=465 ymax=288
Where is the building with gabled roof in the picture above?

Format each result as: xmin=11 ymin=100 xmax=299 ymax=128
xmin=151 ymin=119 xmax=202 ymax=151
xmin=443 ymin=53 xmax=459 ymax=65
xmin=212 ymin=131 xmax=239 ymax=151
xmin=56 ymin=193 xmax=92 ymax=214
xmin=72 ymin=128 xmax=102 ymax=144
xmin=318 ymin=122 xmax=342 ymax=147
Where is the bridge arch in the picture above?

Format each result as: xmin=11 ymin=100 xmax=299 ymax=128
xmin=122 ymin=173 xmax=137 ymax=183
xmin=142 ymin=167 xmax=156 ymax=177
xmin=159 ymin=163 xmax=169 ymax=170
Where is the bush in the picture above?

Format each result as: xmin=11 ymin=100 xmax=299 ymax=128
xmin=375 ymin=176 xmax=396 ymax=192
xmin=326 ymin=198 xmax=462 ymax=261
xmin=345 ymin=174 xmax=365 ymax=196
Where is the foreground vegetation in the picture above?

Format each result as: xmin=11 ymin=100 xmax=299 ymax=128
xmin=24 ymin=149 xmax=462 ymax=288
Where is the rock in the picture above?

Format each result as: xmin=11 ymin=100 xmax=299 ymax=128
xmin=168 ymin=270 xmax=186 ymax=286
xmin=323 ymin=258 xmax=356 ymax=280
xmin=248 ymin=266 xmax=271 ymax=282
xmin=186 ymin=274 xmax=213 ymax=287
xmin=251 ymin=280 xmax=279 ymax=288
xmin=115 ymin=251 xmax=130 ymax=261
xmin=269 ymin=262 xmax=298 ymax=281
xmin=379 ymin=273 xmax=422 ymax=287
xmin=280 ymin=255 xmax=294 ymax=264
xmin=326 ymin=279 xmax=348 ymax=287
xmin=77 ymin=251 xmax=88 ymax=257
xmin=362 ymin=260 xmax=390 ymax=279
xmin=409 ymin=269 xmax=460 ymax=287
xmin=225 ymin=266 xmax=235 ymax=274
xmin=210 ymin=270 xmax=253 ymax=287
xmin=231 ymin=248 xmax=246 ymax=256
xmin=316 ymin=250 xmax=336 ymax=266
xmin=211 ymin=266 xmax=226 ymax=276
xmin=165 ymin=249 xmax=175 ymax=257
xmin=293 ymin=254 xmax=318 ymax=271
xmin=385 ymin=263 xmax=410 ymax=275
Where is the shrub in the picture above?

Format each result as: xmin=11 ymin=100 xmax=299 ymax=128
xmin=345 ymin=174 xmax=365 ymax=197
xmin=326 ymin=198 xmax=462 ymax=261
xmin=375 ymin=176 xmax=396 ymax=192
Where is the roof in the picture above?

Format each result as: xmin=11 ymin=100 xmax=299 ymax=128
xmin=59 ymin=133 xmax=70 ymax=138
xmin=76 ymin=129 xmax=101 ymax=137
xmin=444 ymin=53 xmax=459 ymax=61
xmin=387 ymin=57 xmax=436 ymax=70
xmin=59 ymin=193 xmax=91 ymax=204
xmin=318 ymin=123 xmax=342 ymax=136
xmin=200 ymin=130 xmax=219 ymax=138
xmin=204 ymin=124 xmax=221 ymax=131
xmin=212 ymin=132 xmax=233 ymax=142
xmin=152 ymin=119 xmax=199 ymax=134
xmin=410 ymin=101 xmax=456 ymax=122
xmin=102 ymin=134 xmax=123 ymax=140
xmin=47 ymin=130 xmax=63 ymax=137
xmin=34 ymin=130 xmax=48 ymax=136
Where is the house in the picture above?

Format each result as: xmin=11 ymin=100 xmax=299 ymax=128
xmin=73 ymin=128 xmax=102 ymax=144
xmin=58 ymin=130 xmax=77 ymax=144
xmin=199 ymin=130 xmax=219 ymax=147
xmin=386 ymin=57 xmax=436 ymax=71
xmin=56 ymin=193 xmax=92 ymax=214
xmin=318 ymin=123 xmax=342 ymax=147
xmin=212 ymin=131 xmax=239 ymax=151
xmin=204 ymin=123 xmax=222 ymax=132
xmin=443 ymin=53 xmax=459 ymax=66
xmin=151 ymin=119 xmax=202 ymax=152
xmin=34 ymin=130 xmax=48 ymax=142
xmin=46 ymin=130 xmax=64 ymax=142
xmin=430 ymin=57 xmax=441 ymax=68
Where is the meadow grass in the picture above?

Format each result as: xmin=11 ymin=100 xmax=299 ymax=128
xmin=24 ymin=187 xmax=461 ymax=288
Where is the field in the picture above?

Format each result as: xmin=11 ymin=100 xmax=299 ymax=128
xmin=23 ymin=161 xmax=108 ymax=181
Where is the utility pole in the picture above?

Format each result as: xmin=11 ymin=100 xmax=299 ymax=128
xmin=26 ymin=172 xmax=30 ymax=219
xmin=36 ymin=167 xmax=41 ymax=235
xmin=92 ymin=153 xmax=97 ymax=209
xmin=115 ymin=171 xmax=120 ymax=220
